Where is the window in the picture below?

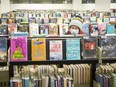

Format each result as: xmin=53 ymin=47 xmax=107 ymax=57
xmin=111 ymin=0 xmax=116 ymax=3
xmin=10 ymin=0 xmax=72 ymax=4
xmin=82 ymin=0 xmax=95 ymax=4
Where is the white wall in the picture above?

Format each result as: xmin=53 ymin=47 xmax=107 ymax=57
xmin=1 ymin=0 xmax=10 ymax=13
xmin=110 ymin=3 xmax=116 ymax=9
xmin=81 ymin=4 xmax=95 ymax=11
xmin=10 ymin=4 xmax=72 ymax=11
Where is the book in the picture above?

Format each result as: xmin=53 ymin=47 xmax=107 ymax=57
xmin=49 ymin=18 xmax=57 ymax=24
xmin=103 ymin=18 xmax=110 ymax=23
xmin=8 ymin=23 xmax=17 ymax=36
xmin=18 ymin=24 xmax=29 ymax=33
xmin=82 ymin=23 xmax=90 ymax=35
xmin=89 ymin=23 xmax=98 ymax=36
xmin=106 ymin=24 xmax=115 ymax=34
xmin=43 ymin=18 xmax=49 ymax=24
xmin=57 ymin=17 xmax=63 ymax=24
xmin=49 ymin=24 xmax=59 ymax=36
xmin=100 ymin=36 xmax=116 ymax=58
xmin=82 ymin=37 xmax=98 ymax=59
xmin=1 ymin=18 xmax=8 ymax=24
xmin=0 ymin=25 xmax=8 ymax=35
xmin=66 ymin=39 xmax=80 ymax=60
xmin=29 ymin=17 xmax=36 ymax=23
xmin=29 ymin=23 xmax=39 ymax=37
xmin=49 ymin=40 xmax=63 ymax=60
xmin=98 ymin=23 xmax=106 ymax=35
xmin=90 ymin=17 xmax=96 ymax=23
xmin=31 ymin=38 xmax=46 ymax=61
xmin=39 ymin=24 xmax=49 ymax=36
xmin=8 ymin=18 xmax=15 ymax=24
xmin=97 ymin=18 xmax=103 ymax=23
xmin=0 ymin=37 xmax=7 ymax=62
xmin=10 ymin=37 xmax=28 ymax=61
xmin=14 ymin=32 xmax=28 ymax=37
xmin=59 ymin=24 xmax=68 ymax=36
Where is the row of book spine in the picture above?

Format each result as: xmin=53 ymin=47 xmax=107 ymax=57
xmin=95 ymin=63 xmax=116 ymax=87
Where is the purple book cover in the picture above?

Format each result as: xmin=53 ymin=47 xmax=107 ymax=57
xmin=10 ymin=37 xmax=27 ymax=61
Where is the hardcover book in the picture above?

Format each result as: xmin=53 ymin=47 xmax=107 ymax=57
xmin=0 ymin=25 xmax=8 ymax=35
xmin=100 ymin=36 xmax=116 ymax=58
xmin=10 ymin=37 xmax=27 ymax=61
xmin=39 ymin=24 xmax=49 ymax=36
xmin=29 ymin=23 xmax=39 ymax=37
xmin=0 ymin=37 xmax=7 ymax=62
xmin=89 ymin=23 xmax=98 ymax=36
xmin=59 ymin=24 xmax=68 ymax=36
xmin=106 ymin=24 xmax=115 ymax=34
xmin=66 ymin=39 xmax=80 ymax=60
xmin=31 ymin=38 xmax=46 ymax=61
xmin=82 ymin=37 xmax=98 ymax=59
xmin=98 ymin=23 xmax=106 ymax=35
xmin=49 ymin=24 xmax=58 ymax=36
xmin=49 ymin=40 xmax=63 ymax=60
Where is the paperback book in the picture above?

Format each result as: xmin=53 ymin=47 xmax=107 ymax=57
xmin=66 ymin=39 xmax=80 ymax=60
xmin=82 ymin=37 xmax=98 ymax=59
xmin=82 ymin=23 xmax=90 ymax=35
xmin=98 ymin=23 xmax=106 ymax=35
xmin=59 ymin=24 xmax=68 ymax=36
xmin=31 ymin=38 xmax=46 ymax=61
xmin=0 ymin=25 xmax=8 ymax=35
xmin=0 ymin=37 xmax=7 ymax=62
xmin=10 ymin=37 xmax=28 ymax=61
xmin=8 ymin=24 xmax=17 ymax=36
xmin=49 ymin=40 xmax=63 ymax=60
xmin=89 ymin=23 xmax=98 ymax=36
xmin=39 ymin=24 xmax=49 ymax=36
xmin=100 ymin=36 xmax=116 ymax=58
xmin=106 ymin=24 xmax=115 ymax=34
xmin=49 ymin=24 xmax=59 ymax=36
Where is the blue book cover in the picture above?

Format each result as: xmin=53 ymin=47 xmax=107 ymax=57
xmin=0 ymin=37 xmax=7 ymax=62
xmin=14 ymin=32 xmax=28 ymax=37
xmin=82 ymin=23 xmax=90 ymax=35
xmin=104 ymin=18 xmax=110 ymax=23
xmin=0 ymin=25 xmax=8 ymax=35
xmin=66 ymin=39 xmax=80 ymax=60
xmin=106 ymin=24 xmax=115 ymax=34
xmin=25 ymin=78 xmax=30 ymax=87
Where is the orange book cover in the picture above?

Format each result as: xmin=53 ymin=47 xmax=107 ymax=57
xmin=31 ymin=38 xmax=46 ymax=61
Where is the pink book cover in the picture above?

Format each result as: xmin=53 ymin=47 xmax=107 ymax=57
xmin=10 ymin=37 xmax=27 ymax=61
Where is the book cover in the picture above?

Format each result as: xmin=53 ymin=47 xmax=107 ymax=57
xmin=8 ymin=18 xmax=15 ymax=24
xmin=49 ymin=40 xmax=63 ymax=60
xmin=43 ymin=18 xmax=49 ymax=24
xmin=106 ymin=24 xmax=115 ymax=34
xmin=59 ymin=24 xmax=68 ymax=36
xmin=110 ymin=17 xmax=116 ymax=22
xmin=15 ymin=18 xmax=22 ymax=24
xmin=82 ymin=23 xmax=90 ymax=35
xmin=14 ymin=32 xmax=28 ymax=37
xmin=39 ymin=24 xmax=49 ymax=36
xmin=18 ymin=25 xmax=29 ymax=32
xmin=49 ymin=18 xmax=57 ymax=24
xmin=10 ymin=37 xmax=27 ymax=61
xmin=29 ymin=17 xmax=36 ymax=23
xmin=90 ymin=23 xmax=98 ymax=36
xmin=103 ymin=18 xmax=110 ymax=23
xmin=0 ymin=37 xmax=7 ymax=62
xmin=82 ymin=37 xmax=98 ymax=59
xmin=98 ymin=23 xmax=106 ymax=35
xmin=90 ymin=17 xmax=96 ymax=23
xmin=57 ymin=18 xmax=63 ymax=24
xmin=66 ymin=39 xmax=80 ymax=60
xmin=8 ymin=24 xmax=17 ymax=36
xmin=1 ymin=18 xmax=8 ymax=24
xmin=100 ymin=36 xmax=116 ymax=58
xmin=49 ymin=24 xmax=58 ymax=36
xmin=29 ymin=23 xmax=39 ymax=37
xmin=31 ymin=38 xmax=46 ymax=61
xmin=97 ymin=18 xmax=103 ymax=23
xmin=0 ymin=25 xmax=8 ymax=35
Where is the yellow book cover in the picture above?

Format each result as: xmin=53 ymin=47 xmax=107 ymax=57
xmin=32 ymin=38 xmax=46 ymax=61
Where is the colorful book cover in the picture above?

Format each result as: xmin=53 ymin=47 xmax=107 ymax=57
xmin=15 ymin=18 xmax=22 ymax=24
xmin=83 ymin=17 xmax=90 ymax=23
xmin=10 ymin=37 xmax=27 ymax=61
xmin=8 ymin=24 xmax=17 ymax=36
xmin=18 ymin=25 xmax=29 ymax=32
xmin=49 ymin=40 xmax=63 ymax=60
xmin=39 ymin=24 xmax=49 ymax=36
xmin=1 ymin=13 xmax=7 ymax=18
xmin=63 ymin=18 xmax=71 ymax=24
xmin=31 ymin=38 xmax=46 ymax=61
xmin=90 ymin=23 xmax=98 ymax=36
xmin=97 ymin=18 xmax=103 ymax=23
xmin=49 ymin=24 xmax=58 ymax=36
xmin=29 ymin=17 xmax=36 ymax=23
xmin=59 ymin=24 xmax=68 ymax=36
xmin=29 ymin=23 xmax=39 ymax=37
xmin=0 ymin=25 xmax=8 ymax=35
xmin=106 ymin=24 xmax=115 ymax=34
xmin=43 ymin=18 xmax=49 ymax=24
xmin=82 ymin=23 xmax=90 ymax=35
xmin=1 ymin=18 xmax=8 ymax=24
xmin=14 ymin=32 xmax=28 ymax=37
xmin=82 ymin=37 xmax=98 ymax=59
xmin=57 ymin=18 xmax=63 ymax=24
xmin=110 ymin=17 xmax=116 ymax=22
xmin=0 ymin=37 xmax=7 ymax=62
xmin=90 ymin=17 xmax=96 ymax=23
xmin=8 ymin=18 xmax=15 ymax=24
xmin=22 ymin=17 xmax=28 ymax=22
xmin=100 ymin=36 xmax=116 ymax=58
xmin=66 ymin=39 xmax=80 ymax=60
xmin=98 ymin=23 xmax=106 ymax=35
xmin=103 ymin=18 xmax=110 ymax=23
xmin=49 ymin=18 xmax=57 ymax=24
